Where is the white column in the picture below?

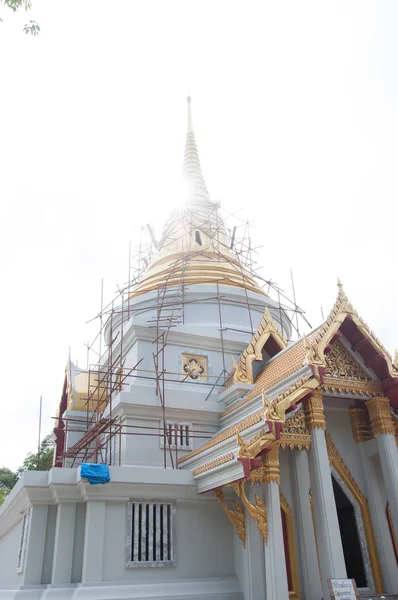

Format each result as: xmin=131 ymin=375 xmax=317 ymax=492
xmin=251 ymin=444 xmax=290 ymax=600
xmin=290 ymin=449 xmax=323 ymax=600
xmin=367 ymin=397 xmax=398 ymax=538
xmin=263 ymin=481 xmax=289 ymax=600
xmin=23 ymin=505 xmax=48 ymax=585
xmin=51 ymin=502 xmax=76 ymax=584
xmin=349 ymin=406 xmax=398 ymax=593
xmin=241 ymin=484 xmax=266 ymax=600
xmin=304 ymin=392 xmax=346 ymax=599
xmin=82 ymin=500 xmax=106 ymax=583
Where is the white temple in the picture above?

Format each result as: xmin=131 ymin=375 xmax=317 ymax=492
xmin=0 ymin=97 xmax=397 ymax=600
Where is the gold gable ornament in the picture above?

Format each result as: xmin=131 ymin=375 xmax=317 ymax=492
xmin=322 ymin=341 xmax=381 ymax=397
xmin=230 ymin=306 xmax=287 ymax=386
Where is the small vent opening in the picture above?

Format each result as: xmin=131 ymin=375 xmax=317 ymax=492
xmin=128 ymin=501 xmax=175 ymax=567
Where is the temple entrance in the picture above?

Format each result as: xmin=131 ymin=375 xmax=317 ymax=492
xmin=332 ymin=477 xmax=366 ymax=587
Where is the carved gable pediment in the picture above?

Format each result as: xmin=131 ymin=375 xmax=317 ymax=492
xmin=230 ymin=307 xmax=287 ymax=385
xmin=322 ymin=341 xmax=381 ymax=396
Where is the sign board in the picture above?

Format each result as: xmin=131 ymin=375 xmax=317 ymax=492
xmin=328 ymin=579 xmax=359 ymax=600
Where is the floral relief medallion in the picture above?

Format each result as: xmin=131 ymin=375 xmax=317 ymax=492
xmin=182 ymin=354 xmax=208 ymax=381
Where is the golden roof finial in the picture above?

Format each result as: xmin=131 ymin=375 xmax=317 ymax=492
xmin=336 ymin=278 xmax=348 ymax=304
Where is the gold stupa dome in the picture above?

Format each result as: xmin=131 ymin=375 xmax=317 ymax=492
xmin=131 ymin=96 xmax=265 ymax=298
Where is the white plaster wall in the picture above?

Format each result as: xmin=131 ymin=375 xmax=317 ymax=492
xmin=120 ymin=415 xmax=218 ymax=468
xmin=102 ymin=499 xmax=235 ymax=582
xmin=71 ymin=503 xmax=86 ymax=584
xmin=41 ymin=505 xmax=56 ymax=584
xmin=0 ymin=520 xmax=24 ymax=586
xmin=233 ymin=529 xmax=244 ymax=592
xmin=324 ymin=403 xmax=365 ymax=494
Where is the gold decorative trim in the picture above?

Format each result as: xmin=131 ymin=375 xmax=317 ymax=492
xmin=178 ymin=410 xmax=263 ymax=464
xmin=305 ymin=280 xmax=398 ymax=381
xmin=230 ymin=307 xmax=287 ymax=385
xmin=279 ymin=432 xmax=311 ymax=451
xmin=181 ymin=378 xmax=318 ymax=466
xmin=280 ymin=491 xmax=300 ymax=600
xmin=249 ymin=444 xmax=280 ymax=485
xmin=326 ymin=431 xmax=384 ymax=593
xmin=348 ymin=407 xmax=373 ymax=443
xmin=322 ymin=379 xmax=381 ymax=397
xmin=263 ymin=444 xmax=280 ymax=484
xmin=321 ymin=341 xmax=381 ymax=397
xmin=214 ymin=487 xmax=246 ymax=548
xmin=366 ymin=397 xmax=395 ymax=436
xmin=193 ymin=452 xmax=234 ymax=475
xmin=232 ymin=480 xmax=268 ymax=545
xmin=279 ymin=408 xmax=311 ymax=451
xmin=386 ymin=503 xmax=398 ymax=562
xmin=236 ymin=393 xmax=285 ymax=460
xmin=303 ymin=390 xmax=326 ymax=430
xmin=221 ymin=375 xmax=310 ymax=419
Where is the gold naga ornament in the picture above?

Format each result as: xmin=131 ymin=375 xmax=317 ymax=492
xmin=213 ymin=487 xmax=246 ymax=548
xmin=236 ymin=391 xmax=286 ymax=459
xmin=232 ymin=480 xmax=268 ymax=545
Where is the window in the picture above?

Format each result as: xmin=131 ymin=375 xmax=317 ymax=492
xmin=16 ymin=510 xmax=30 ymax=573
xmin=195 ymin=230 xmax=202 ymax=245
xmin=127 ymin=501 xmax=175 ymax=567
xmin=160 ymin=422 xmax=192 ymax=450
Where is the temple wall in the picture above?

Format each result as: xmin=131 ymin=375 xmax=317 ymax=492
xmin=0 ymin=520 xmax=24 ymax=586
xmin=102 ymin=498 xmax=235 ymax=582
xmin=120 ymin=415 xmax=218 ymax=468
xmin=41 ymin=505 xmax=56 ymax=584
xmin=71 ymin=503 xmax=86 ymax=584
xmin=324 ymin=401 xmax=365 ymax=492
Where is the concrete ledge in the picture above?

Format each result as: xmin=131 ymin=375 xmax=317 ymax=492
xmin=0 ymin=578 xmax=243 ymax=600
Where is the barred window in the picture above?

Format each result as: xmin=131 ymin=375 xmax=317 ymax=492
xmin=127 ymin=501 xmax=175 ymax=567
xmin=16 ymin=510 xmax=30 ymax=573
xmin=160 ymin=422 xmax=192 ymax=450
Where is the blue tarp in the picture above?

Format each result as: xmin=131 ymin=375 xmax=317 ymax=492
xmin=81 ymin=463 xmax=111 ymax=485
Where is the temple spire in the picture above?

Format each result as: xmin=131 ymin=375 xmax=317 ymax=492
xmin=183 ymin=95 xmax=212 ymax=205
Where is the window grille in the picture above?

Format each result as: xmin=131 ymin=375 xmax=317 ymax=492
xmin=127 ymin=501 xmax=175 ymax=567
xmin=160 ymin=422 xmax=192 ymax=450
xmin=16 ymin=510 xmax=30 ymax=573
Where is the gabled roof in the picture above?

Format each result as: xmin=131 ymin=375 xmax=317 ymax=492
xmin=225 ymin=306 xmax=288 ymax=388
xmin=180 ymin=280 xmax=398 ymax=477
xmin=238 ymin=279 xmax=398 ymax=410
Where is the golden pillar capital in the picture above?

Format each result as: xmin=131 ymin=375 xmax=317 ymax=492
xmin=249 ymin=444 xmax=280 ymax=485
xmin=303 ymin=389 xmax=326 ymax=431
xmin=348 ymin=407 xmax=373 ymax=443
xmin=366 ymin=396 xmax=395 ymax=436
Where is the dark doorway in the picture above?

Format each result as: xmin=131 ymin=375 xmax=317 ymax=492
xmin=332 ymin=477 xmax=367 ymax=587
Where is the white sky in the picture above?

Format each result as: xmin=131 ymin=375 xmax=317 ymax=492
xmin=0 ymin=0 xmax=397 ymax=470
